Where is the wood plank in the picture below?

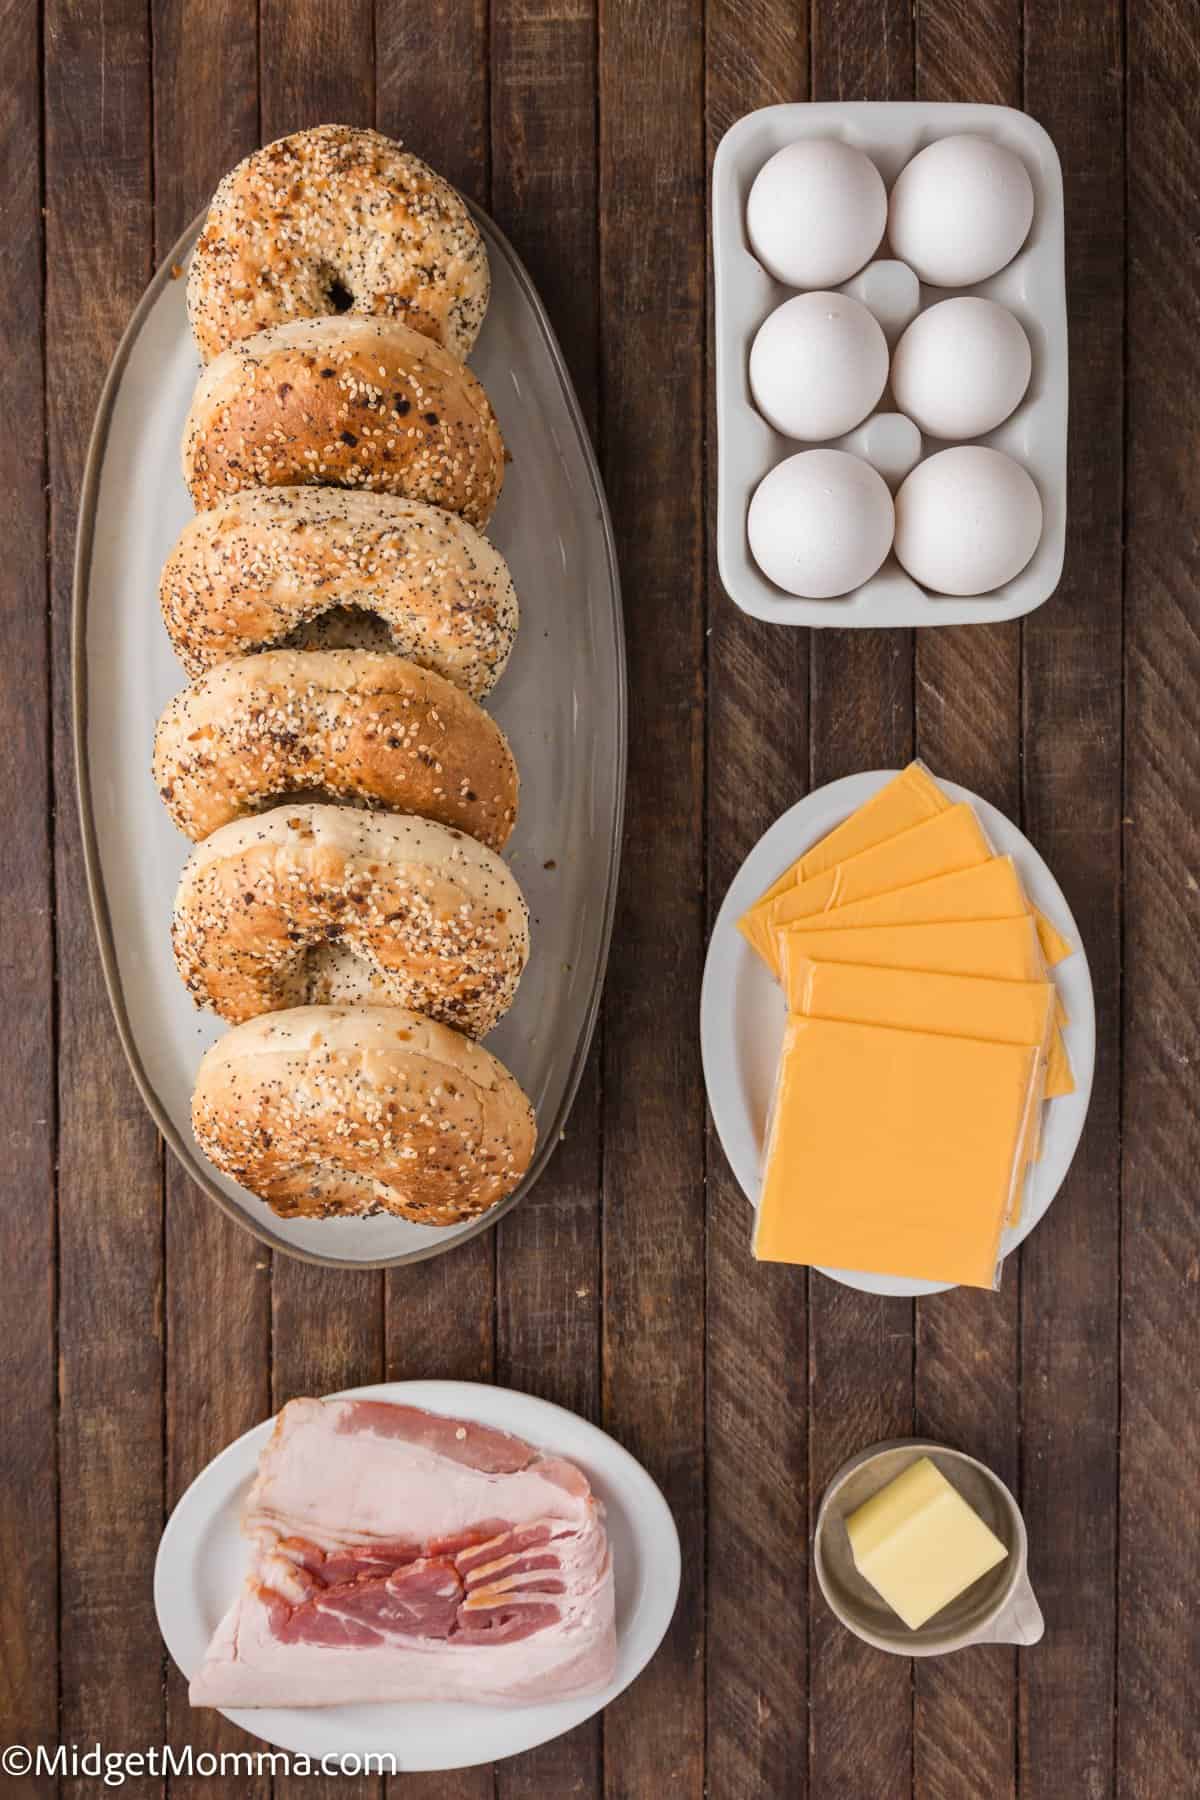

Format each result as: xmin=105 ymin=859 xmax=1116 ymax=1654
xmin=375 ymin=0 xmax=495 ymax=1460
xmin=1119 ymin=0 xmax=1200 ymax=1792
xmin=43 ymin=0 xmax=165 ymax=1783
xmin=490 ymin=3 xmax=602 ymax=1794
xmin=150 ymin=4 xmax=270 ymax=1790
xmin=152 ymin=0 xmax=258 ymax=240
xmin=376 ymin=11 xmax=500 ymax=1796
xmin=165 ymin=1199 xmax=271 ymax=1793
xmin=0 ymin=0 xmax=57 ymax=1785
xmin=597 ymin=1 xmax=706 ymax=1795
xmin=911 ymin=9 xmax=1022 ymax=1798
xmin=376 ymin=0 xmax=488 ymax=196
xmin=704 ymin=6 xmax=810 ymax=1796
xmin=495 ymin=1063 xmax=602 ymax=1800
xmin=807 ymin=6 xmax=916 ymax=1796
xmin=257 ymin=15 xmax=387 ymax=1800
xmin=1020 ymin=3 xmax=1124 ymax=1795
xmin=269 ymin=1260 xmax=385 ymax=1798
xmin=259 ymin=0 xmax=375 ymax=131
xmin=490 ymin=0 xmax=598 ymax=410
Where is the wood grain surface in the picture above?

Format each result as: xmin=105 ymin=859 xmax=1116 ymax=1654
xmin=705 ymin=11 xmax=811 ymax=1796
xmin=805 ymin=9 xmax=917 ymax=1796
xmin=2 ymin=1 xmax=1198 ymax=1796
xmin=0 ymin=4 xmax=56 ymax=1796
xmin=911 ymin=10 xmax=1023 ymax=1799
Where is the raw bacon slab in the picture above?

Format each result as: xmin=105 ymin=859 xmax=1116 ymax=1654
xmin=189 ymin=1397 xmax=617 ymax=1708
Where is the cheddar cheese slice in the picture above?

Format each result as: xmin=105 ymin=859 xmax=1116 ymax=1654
xmin=789 ymin=957 xmax=1053 ymax=1075
xmin=763 ymin=805 xmax=992 ymax=969
xmin=738 ymin=763 xmax=1073 ymax=969
xmin=754 ymin=1016 xmax=1040 ymax=1288
xmin=791 ymin=856 xmax=1047 ymax=944
xmin=788 ymin=957 xmax=1055 ymax=1213
xmin=777 ymin=916 xmax=1075 ymax=1099
xmin=738 ymin=763 xmax=946 ymax=958
xmin=792 ymin=854 xmax=1073 ymax=1028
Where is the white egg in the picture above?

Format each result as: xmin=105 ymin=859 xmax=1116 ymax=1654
xmin=891 ymin=298 xmax=1032 ymax=439
xmin=894 ymin=447 xmax=1042 ymax=595
xmin=750 ymin=292 xmax=889 ymax=442
xmin=747 ymin=138 xmax=887 ymax=288
xmin=749 ymin=450 xmax=895 ymax=599
xmin=888 ymin=135 xmax=1035 ymax=287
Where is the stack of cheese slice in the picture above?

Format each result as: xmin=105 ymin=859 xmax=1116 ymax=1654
xmin=740 ymin=763 xmax=1074 ymax=1290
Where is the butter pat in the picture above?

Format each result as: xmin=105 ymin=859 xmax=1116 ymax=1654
xmin=846 ymin=1457 xmax=1009 ymax=1631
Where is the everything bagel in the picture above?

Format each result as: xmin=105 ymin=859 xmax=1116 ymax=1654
xmin=191 ymin=1004 xmax=537 ymax=1225
xmin=159 ymin=488 xmax=518 ymax=697
xmin=172 ymin=805 xmax=529 ymax=1036
xmin=187 ymin=125 xmax=490 ymax=364
xmin=182 ymin=317 xmax=506 ymax=525
xmin=153 ymin=649 xmax=519 ymax=848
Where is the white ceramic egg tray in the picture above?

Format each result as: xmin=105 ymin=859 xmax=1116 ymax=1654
xmin=713 ymin=103 xmax=1067 ymax=627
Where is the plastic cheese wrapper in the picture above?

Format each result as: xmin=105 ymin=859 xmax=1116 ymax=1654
xmin=775 ymin=854 xmax=1073 ymax=1066
xmin=740 ymin=762 xmax=946 ymax=946
xmin=776 ymin=854 xmax=1041 ymax=942
xmin=776 ymin=915 xmax=1074 ymax=1099
xmin=761 ymin=804 xmax=993 ymax=974
xmin=738 ymin=763 xmax=1073 ymax=972
xmin=754 ymin=1014 xmax=1042 ymax=1289
xmin=788 ymin=957 xmax=1056 ymax=1224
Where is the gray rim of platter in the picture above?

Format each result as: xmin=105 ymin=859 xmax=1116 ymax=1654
xmin=73 ymin=203 xmax=627 ymax=1270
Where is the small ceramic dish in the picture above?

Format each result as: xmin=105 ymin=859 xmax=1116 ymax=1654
xmin=713 ymin=101 xmax=1067 ymax=626
xmin=814 ymin=1438 xmax=1043 ymax=1656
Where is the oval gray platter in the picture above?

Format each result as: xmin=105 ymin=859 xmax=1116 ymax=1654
xmin=73 ymin=207 xmax=626 ymax=1269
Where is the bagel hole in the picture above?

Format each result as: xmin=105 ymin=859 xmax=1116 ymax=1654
xmin=282 ymin=607 xmax=395 ymax=656
xmin=263 ymin=784 xmax=356 ymax=812
xmin=327 ymin=276 xmax=354 ymax=313
xmin=301 ymin=940 xmax=388 ymax=1007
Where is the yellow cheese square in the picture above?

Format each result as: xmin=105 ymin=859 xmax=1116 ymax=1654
xmin=763 ymin=805 xmax=993 ymax=970
xmin=790 ymin=957 xmax=1055 ymax=1214
xmin=754 ymin=1016 xmax=1040 ymax=1288
xmin=777 ymin=916 xmax=1075 ymax=1099
xmin=738 ymin=763 xmax=946 ymax=960
xmin=791 ymin=856 xmax=1050 ymax=948
xmin=845 ymin=1456 xmax=1009 ymax=1631
xmin=738 ymin=765 xmax=1072 ymax=970
xmin=785 ymin=854 xmax=1073 ymax=1043
xmin=788 ymin=955 xmax=1052 ymax=1036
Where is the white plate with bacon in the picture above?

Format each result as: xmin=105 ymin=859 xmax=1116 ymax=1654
xmin=154 ymin=1381 xmax=680 ymax=1771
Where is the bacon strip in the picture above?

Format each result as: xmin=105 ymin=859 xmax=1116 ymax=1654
xmin=189 ymin=1397 xmax=618 ymax=1708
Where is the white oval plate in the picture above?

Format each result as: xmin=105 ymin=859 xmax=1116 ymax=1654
xmin=74 ymin=206 xmax=625 ymax=1268
xmin=700 ymin=772 xmax=1095 ymax=1296
xmin=155 ymin=1380 xmax=680 ymax=1772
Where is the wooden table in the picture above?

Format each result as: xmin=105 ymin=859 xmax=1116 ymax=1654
xmin=4 ymin=1 xmax=1197 ymax=1795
